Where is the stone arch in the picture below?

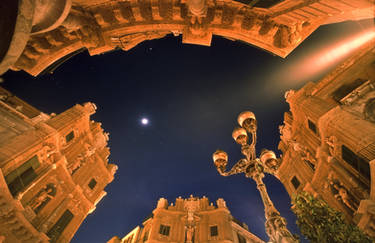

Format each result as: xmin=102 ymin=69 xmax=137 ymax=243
xmin=1 ymin=0 xmax=374 ymax=76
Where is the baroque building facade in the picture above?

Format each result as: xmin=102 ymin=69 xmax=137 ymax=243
xmin=0 ymin=87 xmax=117 ymax=243
xmin=1 ymin=0 xmax=374 ymax=76
xmin=107 ymin=196 xmax=264 ymax=243
xmin=276 ymin=40 xmax=375 ymax=236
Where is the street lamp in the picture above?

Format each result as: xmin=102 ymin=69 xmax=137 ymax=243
xmin=212 ymin=111 xmax=298 ymax=243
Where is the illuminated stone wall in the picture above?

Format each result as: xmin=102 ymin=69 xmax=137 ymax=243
xmin=0 ymin=87 xmax=117 ymax=243
xmin=108 ymin=196 xmax=265 ymax=243
xmin=1 ymin=0 xmax=373 ymax=76
xmin=276 ymin=40 xmax=375 ymax=236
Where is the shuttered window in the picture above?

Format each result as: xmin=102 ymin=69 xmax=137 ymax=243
xmin=47 ymin=210 xmax=74 ymax=243
xmin=5 ymin=155 xmax=40 ymax=196
xmin=342 ymin=145 xmax=370 ymax=181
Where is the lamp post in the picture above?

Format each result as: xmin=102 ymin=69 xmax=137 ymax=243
xmin=212 ymin=111 xmax=298 ymax=243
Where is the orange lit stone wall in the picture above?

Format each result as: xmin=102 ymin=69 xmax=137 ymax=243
xmin=108 ymin=196 xmax=265 ymax=243
xmin=1 ymin=0 xmax=374 ymax=76
xmin=0 ymin=87 xmax=117 ymax=243
xmin=276 ymin=40 xmax=375 ymax=236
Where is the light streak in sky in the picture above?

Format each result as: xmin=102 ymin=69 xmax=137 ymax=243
xmin=297 ymin=28 xmax=375 ymax=81
xmin=269 ymin=27 xmax=375 ymax=94
xmin=313 ymin=29 xmax=375 ymax=67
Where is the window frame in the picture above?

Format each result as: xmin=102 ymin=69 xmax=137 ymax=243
xmin=5 ymin=155 xmax=40 ymax=196
xmin=143 ymin=230 xmax=149 ymax=242
xmin=341 ymin=145 xmax=370 ymax=181
xmin=159 ymin=224 xmax=170 ymax=236
xmin=210 ymin=225 xmax=218 ymax=237
xmin=65 ymin=131 xmax=75 ymax=143
xmin=88 ymin=178 xmax=97 ymax=190
xmin=291 ymin=176 xmax=301 ymax=190
xmin=307 ymin=119 xmax=317 ymax=135
xmin=46 ymin=209 xmax=74 ymax=243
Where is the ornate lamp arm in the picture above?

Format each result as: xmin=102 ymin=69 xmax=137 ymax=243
xmin=216 ymin=158 xmax=250 ymax=177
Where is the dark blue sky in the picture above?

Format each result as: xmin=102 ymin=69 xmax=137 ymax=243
xmin=2 ymin=19 xmax=374 ymax=243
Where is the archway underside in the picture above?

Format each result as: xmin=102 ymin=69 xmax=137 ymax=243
xmin=7 ymin=0 xmax=375 ymax=76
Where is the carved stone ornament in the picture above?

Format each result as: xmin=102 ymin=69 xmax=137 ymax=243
xmin=326 ymin=172 xmax=358 ymax=212
xmin=279 ymin=123 xmax=292 ymax=142
xmin=185 ymin=225 xmax=195 ymax=243
xmin=28 ymin=183 xmax=56 ymax=213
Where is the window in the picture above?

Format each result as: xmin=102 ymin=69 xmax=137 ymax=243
xmin=143 ymin=230 xmax=149 ymax=241
xmin=342 ymin=145 xmax=370 ymax=181
xmin=307 ymin=119 xmax=317 ymax=134
xmin=88 ymin=178 xmax=97 ymax=190
xmin=304 ymin=159 xmax=315 ymax=171
xmin=65 ymin=131 xmax=75 ymax=142
xmin=237 ymin=233 xmax=246 ymax=243
xmin=47 ymin=209 xmax=74 ymax=243
xmin=332 ymin=78 xmax=366 ymax=102
xmin=5 ymin=155 xmax=40 ymax=196
xmin=291 ymin=176 xmax=300 ymax=190
xmin=210 ymin=225 xmax=218 ymax=237
xmin=159 ymin=225 xmax=170 ymax=236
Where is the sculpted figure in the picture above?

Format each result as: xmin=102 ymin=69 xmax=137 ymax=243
xmin=29 ymin=186 xmax=55 ymax=211
xmin=332 ymin=183 xmax=357 ymax=212
xmin=325 ymin=136 xmax=337 ymax=155
xmin=185 ymin=225 xmax=194 ymax=242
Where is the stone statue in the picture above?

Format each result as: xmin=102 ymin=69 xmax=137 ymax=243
xmin=185 ymin=225 xmax=195 ymax=243
xmin=325 ymin=135 xmax=337 ymax=156
xmin=29 ymin=185 xmax=55 ymax=211
xmin=332 ymin=183 xmax=357 ymax=212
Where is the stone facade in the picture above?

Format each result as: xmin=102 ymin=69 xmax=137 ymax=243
xmin=0 ymin=87 xmax=117 ymax=243
xmin=107 ymin=196 xmax=264 ymax=243
xmin=276 ymin=40 xmax=375 ymax=236
xmin=1 ymin=0 xmax=374 ymax=76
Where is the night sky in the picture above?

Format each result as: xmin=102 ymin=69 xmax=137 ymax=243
xmin=1 ymin=19 xmax=374 ymax=243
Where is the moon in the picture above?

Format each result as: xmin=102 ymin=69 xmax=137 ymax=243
xmin=141 ymin=118 xmax=149 ymax=125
